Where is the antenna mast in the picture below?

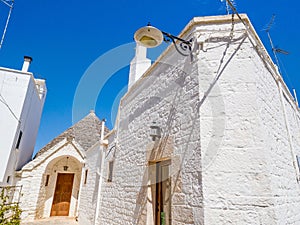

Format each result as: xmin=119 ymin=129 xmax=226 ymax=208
xmin=0 ymin=0 xmax=14 ymax=50
xmin=264 ymin=15 xmax=300 ymax=106
xmin=222 ymin=0 xmax=236 ymax=14
xmin=264 ymin=15 xmax=289 ymax=75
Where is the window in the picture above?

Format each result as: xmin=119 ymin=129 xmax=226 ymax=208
xmin=84 ymin=169 xmax=88 ymax=184
xmin=16 ymin=131 xmax=23 ymax=149
xmin=6 ymin=176 xmax=10 ymax=183
xmin=107 ymin=161 xmax=114 ymax=182
xmin=45 ymin=175 xmax=50 ymax=186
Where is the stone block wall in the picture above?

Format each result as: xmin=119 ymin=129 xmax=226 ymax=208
xmin=77 ymin=143 xmax=101 ymax=225
xmin=195 ymin=16 xmax=300 ymax=224
xmin=96 ymin=15 xmax=300 ymax=225
xmin=97 ymin=37 xmax=202 ymax=224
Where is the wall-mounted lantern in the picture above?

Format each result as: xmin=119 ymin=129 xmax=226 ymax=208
xmin=63 ymin=157 xmax=69 ymax=171
xmin=150 ymin=122 xmax=161 ymax=141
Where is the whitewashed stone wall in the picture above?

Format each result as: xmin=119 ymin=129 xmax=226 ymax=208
xmin=198 ymin=20 xmax=274 ymax=224
xmin=195 ymin=16 xmax=300 ymax=224
xmin=15 ymin=139 xmax=84 ymax=221
xmin=77 ymin=143 xmax=101 ymax=225
xmin=97 ymin=34 xmax=202 ymax=224
xmin=96 ymin=15 xmax=300 ymax=225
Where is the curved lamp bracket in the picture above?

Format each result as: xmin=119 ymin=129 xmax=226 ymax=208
xmin=134 ymin=24 xmax=193 ymax=58
xmin=161 ymin=31 xmax=192 ymax=57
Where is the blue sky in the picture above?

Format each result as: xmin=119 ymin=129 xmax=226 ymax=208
xmin=0 ymin=0 xmax=299 ymax=155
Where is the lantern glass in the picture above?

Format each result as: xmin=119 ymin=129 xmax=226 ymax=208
xmin=150 ymin=123 xmax=161 ymax=141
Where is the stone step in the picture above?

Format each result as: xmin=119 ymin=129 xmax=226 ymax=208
xmin=21 ymin=216 xmax=78 ymax=225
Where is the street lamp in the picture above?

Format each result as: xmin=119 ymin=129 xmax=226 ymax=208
xmin=134 ymin=23 xmax=192 ymax=57
xmin=149 ymin=122 xmax=161 ymax=141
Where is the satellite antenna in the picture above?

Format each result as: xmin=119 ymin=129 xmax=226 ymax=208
xmin=264 ymin=15 xmax=289 ymax=75
xmin=0 ymin=0 xmax=14 ymax=50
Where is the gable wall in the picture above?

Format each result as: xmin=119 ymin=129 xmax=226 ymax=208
xmin=16 ymin=141 xmax=84 ymax=221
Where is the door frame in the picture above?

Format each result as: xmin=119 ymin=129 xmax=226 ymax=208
xmin=149 ymin=158 xmax=171 ymax=225
xmin=50 ymin=173 xmax=75 ymax=217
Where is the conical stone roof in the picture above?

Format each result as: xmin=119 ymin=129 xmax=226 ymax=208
xmin=34 ymin=111 xmax=109 ymax=158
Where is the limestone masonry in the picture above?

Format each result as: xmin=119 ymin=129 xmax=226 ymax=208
xmin=9 ymin=14 xmax=300 ymax=225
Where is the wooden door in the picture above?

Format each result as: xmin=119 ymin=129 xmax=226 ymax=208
xmin=153 ymin=160 xmax=171 ymax=225
xmin=50 ymin=173 xmax=74 ymax=216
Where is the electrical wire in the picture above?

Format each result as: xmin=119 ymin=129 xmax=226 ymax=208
xmin=277 ymin=55 xmax=294 ymax=90
xmin=0 ymin=0 xmax=14 ymax=50
xmin=0 ymin=0 xmax=13 ymax=7
xmin=0 ymin=93 xmax=20 ymax=123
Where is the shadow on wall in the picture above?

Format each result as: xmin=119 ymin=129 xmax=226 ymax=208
xmin=131 ymin=25 xmax=245 ymax=224
xmin=130 ymin=58 xmax=203 ymax=224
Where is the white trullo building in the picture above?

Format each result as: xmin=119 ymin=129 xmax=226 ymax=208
xmin=16 ymin=14 xmax=300 ymax=225
xmin=0 ymin=56 xmax=46 ymax=186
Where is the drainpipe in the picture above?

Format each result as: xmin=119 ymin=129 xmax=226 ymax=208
xmin=278 ymin=81 xmax=299 ymax=181
xmin=94 ymin=119 xmax=106 ymax=225
xmin=76 ymin=162 xmax=86 ymax=219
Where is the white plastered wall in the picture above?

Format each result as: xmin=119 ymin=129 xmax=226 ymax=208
xmin=0 ymin=67 xmax=46 ymax=185
xmin=15 ymin=139 xmax=84 ymax=221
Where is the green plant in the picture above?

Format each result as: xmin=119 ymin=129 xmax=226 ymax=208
xmin=0 ymin=187 xmax=22 ymax=225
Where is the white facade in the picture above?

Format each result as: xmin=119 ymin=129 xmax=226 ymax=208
xmin=0 ymin=57 xmax=46 ymax=185
xmin=16 ymin=14 xmax=300 ymax=225
xmin=95 ymin=14 xmax=300 ymax=224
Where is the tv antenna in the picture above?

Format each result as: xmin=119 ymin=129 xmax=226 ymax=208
xmin=221 ymin=0 xmax=236 ymax=15
xmin=264 ymin=15 xmax=289 ymax=75
xmin=264 ymin=15 xmax=299 ymax=107
xmin=0 ymin=0 xmax=14 ymax=50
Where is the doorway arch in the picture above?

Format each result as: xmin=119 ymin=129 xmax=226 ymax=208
xmin=36 ymin=155 xmax=83 ymax=218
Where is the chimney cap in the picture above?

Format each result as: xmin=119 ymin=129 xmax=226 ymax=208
xmin=24 ymin=56 xmax=33 ymax=62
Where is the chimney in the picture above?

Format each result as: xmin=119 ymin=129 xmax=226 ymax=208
xmin=128 ymin=43 xmax=151 ymax=90
xmin=22 ymin=56 xmax=33 ymax=72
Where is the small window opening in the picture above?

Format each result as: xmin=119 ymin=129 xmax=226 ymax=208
xmin=107 ymin=161 xmax=114 ymax=182
xmin=16 ymin=131 xmax=23 ymax=149
xmin=6 ymin=176 xmax=10 ymax=183
xmin=45 ymin=175 xmax=50 ymax=186
xmin=84 ymin=169 xmax=88 ymax=184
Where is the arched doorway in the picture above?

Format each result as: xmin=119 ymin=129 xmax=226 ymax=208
xmin=36 ymin=155 xmax=83 ymax=218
